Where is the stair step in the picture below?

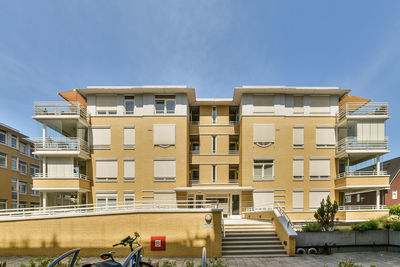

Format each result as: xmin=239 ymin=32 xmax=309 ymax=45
xmin=222 ymin=254 xmax=288 ymax=258
xmin=225 ymin=232 xmax=277 ymax=237
xmin=225 ymin=226 xmax=274 ymax=229
xmin=222 ymin=240 xmax=281 ymax=245
xmin=223 ymin=244 xmax=284 ymax=250
xmin=222 ymin=249 xmax=287 ymax=254
xmin=225 ymin=229 xmax=276 ymax=232
xmin=223 ymin=235 xmax=278 ymax=240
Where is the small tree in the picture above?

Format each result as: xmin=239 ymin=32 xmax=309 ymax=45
xmin=314 ymin=195 xmax=338 ymax=231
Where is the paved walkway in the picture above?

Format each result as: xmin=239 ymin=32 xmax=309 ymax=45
xmin=1 ymin=251 xmax=399 ymax=266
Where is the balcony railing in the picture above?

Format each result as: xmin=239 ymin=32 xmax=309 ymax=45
xmin=336 ymin=137 xmax=389 ymax=154
xmin=229 ymin=121 xmax=239 ymax=126
xmin=34 ymin=102 xmax=88 ymax=120
xmin=228 ymin=179 xmax=239 ymax=184
xmin=337 ymin=102 xmax=389 ymax=122
xmin=190 ymin=150 xmax=200 ymax=154
xmin=189 ymin=179 xmax=200 ymax=185
xmin=34 ymin=137 xmax=89 ymax=154
xmin=33 ymin=173 xmax=90 ymax=181
xmin=339 ymin=205 xmax=386 ymax=211
xmin=337 ymin=171 xmax=388 ymax=179
xmin=229 ymin=150 xmax=239 ymax=155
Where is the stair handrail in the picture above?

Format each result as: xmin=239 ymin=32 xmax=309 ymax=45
xmin=274 ymin=203 xmax=294 ymax=229
xmin=222 ymin=211 xmax=226 ymax=238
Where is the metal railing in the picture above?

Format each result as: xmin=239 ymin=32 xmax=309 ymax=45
xmin=190 ymin=150 xmax=200 ymax=154
xmin=0 ymin=200 xmax=220 ymax=220
xmin=336 ymin=137 xmax=389 ymax=154
xmin=337 ymin=171 xmax=388 ymax=179
xmin=337 ymin=102 xmax=389 ymax=122
xmin=229 ymin=150 xmax=239 ymax=155
xmin=228 ymin=179 xmax=239 ymax=184
xmin=189 ymin=121 xmax=200 ymax=126
xmin=229 ymin=121 xmax=239 ymax=126
xmin=274 ymin=203 xmax=294 ymax=229
xmin=339 ymin=205 xmax=386 ymax=211
xmin=34 ymin=101 xmax=88 ymax=120
xmin=33 ymin=173 xmax=90 ymax=181
xmin=245 ymin=205 xmax=274 ymax=212
xmin=189 ymin=179 xmax=200 ymax=184
xmin=34 ymin=137 xmax=89 ymax=154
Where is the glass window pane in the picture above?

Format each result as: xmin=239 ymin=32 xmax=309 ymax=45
xmin=166 ymin=100 xmax=175 ymax=113
xmin=125 ymin=101 xmax=134 ymax=113
xmin=264 ymin=165 xmax=273 ymax=178
xmin=0 ymin=131 xmax=5 ymax=144
xmin=156 ymin=100 xmax=165 ymax=113
xmin=254 ymin=165 xmax=262 ymax=177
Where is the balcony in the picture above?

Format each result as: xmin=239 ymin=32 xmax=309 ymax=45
xmin=335 ymin=171 xmax=390 ymax=190
xmin=32 ymin=173 xmax=91 ymax=192
xmin=336 ymin=137 xmax=389 ymax=163
xmin=337 ymin=102 xmax=389 ymax=125
xmin=33 ymin=137 xmax=90 ymax=159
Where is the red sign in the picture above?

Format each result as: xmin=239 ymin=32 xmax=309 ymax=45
xmin=151 ymin=236 xmax=166 ymax=251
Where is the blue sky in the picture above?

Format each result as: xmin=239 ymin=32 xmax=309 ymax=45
xmin=0 ymin=1 xmax=399 ymax=160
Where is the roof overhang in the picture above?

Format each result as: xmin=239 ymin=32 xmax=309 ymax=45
xmin=193 ymin=98 xmax=235 ymax=106
xmin=174 ymin=186 xmax=254 ymax=191
xmin=75 ymin=85 xmax=197 ymax=104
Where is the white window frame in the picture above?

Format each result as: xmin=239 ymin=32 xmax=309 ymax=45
xmin=155 ymin=95 xmax=176 ymax=114
xmin=96 ymin=192 xmax=118 ymax=207
xmin=30 ymin=183 xmax=39 ymax=196
xmin=11 ymin=156 xmax=18 ymax=171
xmin=123 ymin=159 xmax=135 ymax=182
xmin=253 ymin=94 xmax=275 ymax=114
xmin=316 ymin=126 xmax=336 ymax=148
xmin=345 ymin=195 xmax=351 ymax=203
xmin=19 ymin=143 xmax=26 ymax=155
xmin=293 ymin=158 xmax=304 ymax=180
xmin=212 ymin=165 xmax=217 ymax=183
xmin=309 ymin=158 xmax=331 ymax=180
xmin=30 ymin=164 xmax=40 ymax=177
xmin=91 ymin=126 xmax=111 ymax=150
xmin=11 ymin=135 xmax=18 ymax=149
xmin=95 ymin=159 xmax=118 ymax=182
xmin=292 ymin=190 xmax=304 ymax=211
xmin=293 ymin=126 xmax=304 ymax=149
xmin=0 ymin=152 xmax=6 ymax=169
xmin=96 ymin=95 xmax=117 ymax=115
xmin=0 ymin=200 xmax=7 ymax=209
xmin=0 ymin=130 xmax=6 ymax=145
xmin=19 ymin=161 xmax=27 ymax=175
xmin=293 ymin=95 xmax=304 ymax=114
xmin=123 ymin=126 xmax=135 ymax=149
xmin=19 ymin=181 xmax=27 ymax=195
xmin=11 ymin=178 xmax=18 ymax=193
xmin=154 ymin=159 xmax=176 ymax=182
xmin=124 ymin=191 xmax=135 ymax=206
xmin=124 ymin=96 xmax=135 ymax=115
xmin=253 ymin=159 xmax=274 ymax=181
xmin=310 ymin=95 xmax=330 ymax=114
xmin=356 ymin=194 xmax=361 ymax=202
xmin=393 ymin=190 xmax=398 ymax=200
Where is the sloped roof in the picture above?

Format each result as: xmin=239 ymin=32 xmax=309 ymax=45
xmin=359 ymin=157 xmax=400 ymax=183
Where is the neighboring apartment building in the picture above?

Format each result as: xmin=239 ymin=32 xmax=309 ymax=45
xmin=0 ymin=123 xmax=41 ymax=209
xmin=345 ymin=157 xmax=400 ymax=207
xmin=31 ymin=86 xmax=390 ymax=220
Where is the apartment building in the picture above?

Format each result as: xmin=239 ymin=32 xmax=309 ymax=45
xmin=0 ymin=123 xmax=41 ymax=209
xmin=31 ymin=86 xmax=390 ymax=220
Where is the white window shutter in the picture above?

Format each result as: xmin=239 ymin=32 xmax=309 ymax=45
xmin=123 ymin=160 xmax=135 ymax=179
xmin=92 ymin=128 xmax=111 ymax=147
xmin=253 ymin=95 xmax=274 ymax=113
xmin=96 ymin=160 xmax=118 ymax=179
xmin=309 ymin=191 xmax=330 ymax=209
xmin=293 ymin=127 xmax=304 ymax=146
xmin=310 ymin=159 xmax=330 ymax=177
xmin=293 ymin=159 xmax=304 ymax=178
xmin=253 ymin=191 xmax=274 ymax=209
xmin=316 ymin=127 xmax=335 ymax=146
xmin=310 ymin=96 xmax=330 ymax=114
xmin=292 ymin=191 xmax=304 ymax=210
xmin=154 ymin=124 xmax=176 ymax=145
xmin=253 ymin=124 xmax=275 ymax=143
xmin=154 ymin=160 xmax=176 ymax=180
xmin=124 ymin=127 xmax=135 ymax=148
xmin=96 ymin=95 xmax=117 ymax=111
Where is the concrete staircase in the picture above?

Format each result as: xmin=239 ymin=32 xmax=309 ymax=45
xmin=222 ymin=219 xmax=287 ymax=257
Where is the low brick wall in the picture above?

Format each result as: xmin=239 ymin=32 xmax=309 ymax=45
xmin=0 ymin=210 xmax=222 ymax=258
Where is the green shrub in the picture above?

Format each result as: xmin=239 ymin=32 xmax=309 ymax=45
xmin=351 ymin=220 xmax=379 ymax=232
xmin=161 ymin=261 xmax=176 ymax=267
xmin=205 ymin=257 xmax=226 ymax=267
xmin=391 ymin=221 xmax=400 ymax=231
xmin=388 ymin=204 xmax=400 ymax=216
xmin=337 ymin=259 xmax=364 ymax=267
xmin=185 ymin=261 xmax=195 ymax=267
xmin=302 ymin=222 xmax=323 ymax=232
xmin=314 ymin=195 xmax=338 ymax=231
xmin=1 ymin=262 xmax=6 ymax=267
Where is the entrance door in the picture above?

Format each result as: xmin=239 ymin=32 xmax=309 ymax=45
xmin=231 ymin=194 xmax=240 ymax=215
xmin=195 ymin=194 xmax=204 ymax=208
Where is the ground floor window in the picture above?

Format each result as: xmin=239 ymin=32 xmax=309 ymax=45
xmin=0 ymin=200 xmax=6 ymax=209
xmin=96 ymin=192 xmax=117 ymax=207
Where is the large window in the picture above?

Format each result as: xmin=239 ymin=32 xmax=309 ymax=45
xmin=123 ymin=159 xmax=135 ymax=182
xmin=293 ymin=158 xmax=304 ymax=180
xmin=316 ymin=126 xmax=336 ymax=148
xmin=357 ymin=120 xmax=385 ymax=142
xmin=0 ymin=152 xmax=6 ymax=168
xmin=123 ymin=127 xmax=135 ymax=149
xmin=153 ymin=124 xmax=175 ymax=146
xmin=154 ymin=159 xmax=176 ymax=181
xmin=91 ymin=126 xmax=111 ymax=149
xmin=309 ymin=190 xmax=330 ymax=209
xmin=11 ymin=156 xmax=18 ymax=171
xmin=155 ymin=95 xmax=175 ymax=114
xmin=96 ymin=192 xmax=117 ymax=207
xmin=124 ymin=96 xmax=135 ymax=115
xmin=253 ymin=159 xmax=274 ymax=181
xmin=19 ymin=161 xmax=27 ymax=175
xmin=253 ymin=95 xmax=274 ymax=113
xmin=253 ymin=124 xmax=275 ymax=146
xmin=310 ymin=96 xmax=330 ymax=114
xmin=293 ymin=126 xmax=304 ymax=148
xmin=19 ymin=181 xmax=27 ymax=195
xmin=293 ymin=96 xmax=304 ymax=114
xmin=96 ymin=95 xmax=117 ymax=115
xmin=0 ymin=130 xmax=6 ymax=144
xmin=309 ymin=158 xmax=331 ymax=180
xmin=11 ymin=135 xmax=17 ymax=149
xmin=95 ymin=159 xmax=118 ymax=182
xmin=253 ymin=191 xmax=274 ymax=209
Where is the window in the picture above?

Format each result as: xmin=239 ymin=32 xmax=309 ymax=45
xmin=11 ymin=201 xmax=18 ymax=209
xmin=12 ymin=178 xmax=17 ymax=192
xmin=292 ymin=190 xmax=304 ymax=211
xmin=253 ymin=95 xmax=274 ymax=113
xmin=229 ymin=166 xmax=238 ymax=183
xmin=0 ymin=152 xmax=6 ymax=168
xmin=316 ymin=126 xmax=336 ymax=148
xmin=345 ymin=195 xmax=351 ymax=203
xmin=29 ymin=146 xmax=34 ymax=157
xmin=11 ymin=156 xmax=18 ymax=171
xmin=124 ymin=96 xmax=135 ymax=115
xmin=95 ymin=159 xmax=118 ymax=182
xmin=253 ymin=191 xmax=274 ymax=209
xmin=30 ymin=164 xmax=40 ymax=177
xmin=0 ymin=130 xmax=6 ymax=144
xmin=356 ymin=194 xmax=361 ymax=202
xmin=293 ymin=126 xmax=304 ymax=148
xmin=96 ymin=95 xmax=117 ymax=115
xmin=30 ymin=202 xmax=40 ymax=208
xmin=191 ymin=167 xmax=199 ymax=183
xmin=392 ymin=190 xmax=398 ymax=200
xmin=11 ymin=135 xmax=17 ymax=148
xmin=212 ymin=107 xmax=217 ymax=124
xmin=19 ymin=181 xmax=27 ymax=195
xmin=293 ymin=158 xmax=304 ymax=180
xmin=19 ymin=143 xmax=26 ymax=155
xmin=19 ymin=201 xmax=27 ymax=208
xmin=212 ymin=165 xmax=216 ymax=183
xmin=154 ymin=159 xmax=176 ymax=181
xmin=253 ymin=160 xmax=274 ymax=180
xmin=123 ymin=159 xmax=135 ymax=182
xmin=0 ymin=200 xmax=6 ymax=209
xmin=153 ymin=124 xmax=175 ymax=146
xmin=190 ymin=136 xmax=200 ymax=152
xmin=19 ymin=161 xmax=27 ymax=175
xmin=253 ymin=124 xmax=275 ymax=147
xmin=96 ymin=192 xmax=117 ymax=207
xmin=309 ymin=190 xmax=330 ymax=209
xmin=31 ymin=183 xmax=40 ymax=196
xmin=212 ymin=136 xmax=216 ymax=154
xmin=293 ymin=96 xmax=304 ymax=114
xmin=91 ymin=126 xmax=111 ymax=149
xmin=357 ymin=120 xmax=385 ymax=142
xmin=309 ymin=158 xmax=331 ymax=180
xmin=124 ymin=191 xmax=135 ymax=206
xmin=155 ymin=95 xmax=175 ymax=114
xmin=310 ymin=96 xmax=330 ymax=114
xmin=123 ymin=127 xmax=135 ymax=149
